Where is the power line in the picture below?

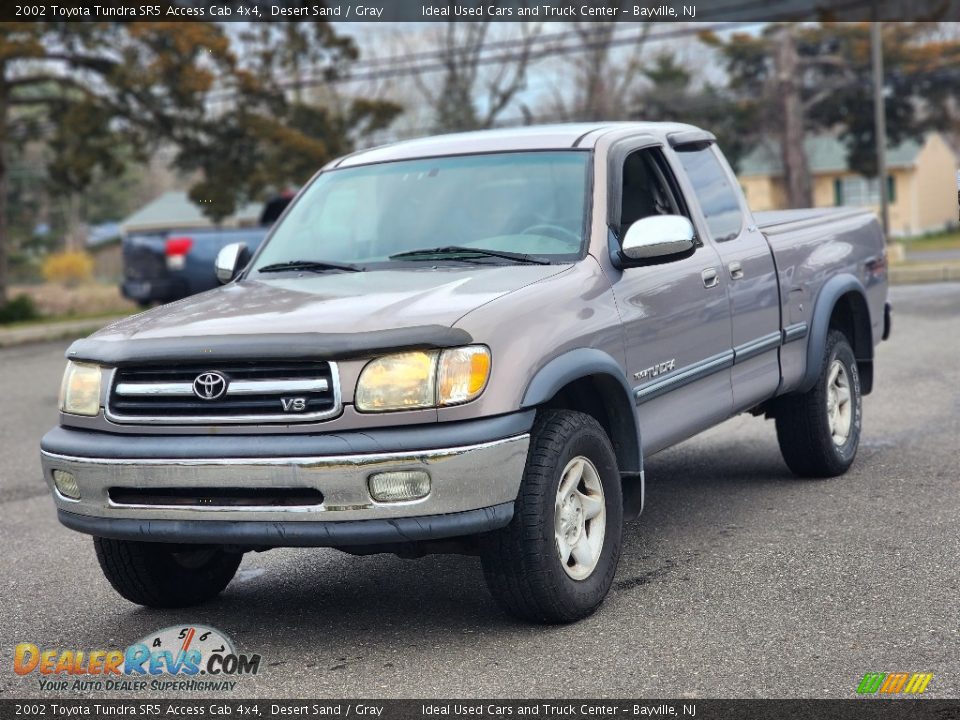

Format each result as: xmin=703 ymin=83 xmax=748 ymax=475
xmin=307 ymin=23 xmax=756 ymax=86
xmin=237 ymin=0 xmax=881 ymax=92
xmin=205 ymin=20 xmax=759 ymax=105
xmin=330 ymin=0 xmax=878 ymax=73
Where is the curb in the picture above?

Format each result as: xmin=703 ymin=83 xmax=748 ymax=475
xmin=0 ymin=316 xmax=126 ymax=349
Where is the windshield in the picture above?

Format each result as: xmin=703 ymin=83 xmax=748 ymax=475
xmin=251 ymin=151 xmax=590 ymax=271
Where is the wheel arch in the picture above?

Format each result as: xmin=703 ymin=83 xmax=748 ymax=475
xmin=520 ymin=348 xmax=642 ymax=477
xmin=800 ymin=274 xmax=875 ymax=394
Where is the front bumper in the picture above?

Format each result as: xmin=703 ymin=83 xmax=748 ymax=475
xmin=56 ymin=504 xmax=515 ymax=547
xmin=40 ymin=416 xmax=531 ymax=547
xmin=121 ymin=276 xmax=188 ymax=304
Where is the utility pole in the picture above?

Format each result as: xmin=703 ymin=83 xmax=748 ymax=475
xmin=871 ymin=21 xmax=889 ymax=238
xmin=776 ymin=25 xmax=812 ymax=209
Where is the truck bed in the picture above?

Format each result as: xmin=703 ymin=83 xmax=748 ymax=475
xmin=755 ymin=207 xmax=875 ymax=236
xmin=752 ymin=205 xmax=887 ymax=396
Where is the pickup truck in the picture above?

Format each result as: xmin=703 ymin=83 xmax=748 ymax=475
xmin=120 ymin=194 xmax=292 ymax=306
xmin=41 ymin=123 xmax=891 ymax=623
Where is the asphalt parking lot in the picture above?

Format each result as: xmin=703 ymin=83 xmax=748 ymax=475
xmin=1 ymin=283 xmax=958 ymax=699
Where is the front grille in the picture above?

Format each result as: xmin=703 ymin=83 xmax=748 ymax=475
xmin=106 ymin=361 xmax=340 ymax=424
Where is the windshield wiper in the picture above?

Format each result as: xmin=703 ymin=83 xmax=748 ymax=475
xmin=257 ymin=259 xmax=364 ymax=274
xmin=389 ymin=246 xmax=550 ymax=265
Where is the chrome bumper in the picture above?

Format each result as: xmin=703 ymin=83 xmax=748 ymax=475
xmin=40 ymin=435 xmax=529 ymax=530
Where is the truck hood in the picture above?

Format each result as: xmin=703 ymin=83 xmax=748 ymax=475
xmin=70 ymin=265 xmax=570 ymax=363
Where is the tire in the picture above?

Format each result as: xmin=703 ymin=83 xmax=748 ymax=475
xmin=775 ymin=329 xmax=863 ymax=478
xmin=480 ymin=410 xmax=623 ymax=623
xmin=94 ymin=538 xmax=242 ymax=609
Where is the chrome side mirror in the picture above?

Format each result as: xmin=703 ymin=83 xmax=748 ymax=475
xmin=620 ymin=215 xmax=696 ymax=263
xmin=214 ymin=243 xmax=250 ymax=284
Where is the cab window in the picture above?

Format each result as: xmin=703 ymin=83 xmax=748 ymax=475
xmin=674 ymin=145 xmax=743 ymax=242
xmin=617 ymin=148 xmax=684 ymax=240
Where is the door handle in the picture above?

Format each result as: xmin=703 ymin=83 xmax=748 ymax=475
xmin=728 ymin=261 xmax=744 ymax=280
xmin=701 ymin=267 xmax=719 ymax=289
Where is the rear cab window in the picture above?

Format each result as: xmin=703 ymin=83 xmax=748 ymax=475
xmin=674 ymin=145 xmax=743 ymax=242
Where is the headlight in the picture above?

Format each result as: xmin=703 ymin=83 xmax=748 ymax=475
xmin=355 ymin=346 xmax=491 ymax=412
xmin=355 ymin=351 xmax=437 ymax=412
xmin=59 ymin=361 xmax=102 ymax=416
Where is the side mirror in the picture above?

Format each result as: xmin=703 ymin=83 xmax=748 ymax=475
xmin=214 ymin=242 xmax=250 ymax=284
xmin=620 ymin=215 xmax=696 ymax=263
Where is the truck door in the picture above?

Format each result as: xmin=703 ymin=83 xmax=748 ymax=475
xmin=672 ymin=141 xmax=782 ymax=412
xmin=607 ymin=143 xmax=734 ymax=455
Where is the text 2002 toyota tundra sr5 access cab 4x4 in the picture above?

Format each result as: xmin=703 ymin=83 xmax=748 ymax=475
xmin=41 ymin=123 xmax=891 ymax=623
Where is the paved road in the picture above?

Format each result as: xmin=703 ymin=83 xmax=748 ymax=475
xmin=2 ymin=284 xmax=958 ymax=700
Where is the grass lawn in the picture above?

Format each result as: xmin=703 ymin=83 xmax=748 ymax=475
xmin=899 ymin=228 xmax=960 ymax=252
xmin=1 ymin=282 xmax=137 ymax=328
xmin=0 ymin=310 xmax=132 ymax=330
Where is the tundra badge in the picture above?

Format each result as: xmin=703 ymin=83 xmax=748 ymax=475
xmin=633 ymin=359 xmax=676 ymax=381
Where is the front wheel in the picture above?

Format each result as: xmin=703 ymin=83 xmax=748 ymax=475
xmin=94 ymin=537 xmax=242 ymax=608
xmin=480 ymin=410 xmax=623 ymax=623
xmin=775 ymin=329 xmax=863 ymax=478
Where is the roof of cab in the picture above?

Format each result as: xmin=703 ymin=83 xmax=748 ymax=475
xmin=332 ymin=122 xmax=704 ymax=169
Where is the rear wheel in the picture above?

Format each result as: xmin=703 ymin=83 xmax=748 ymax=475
xmin=480 ymin=410 xmax=623 ymax=623
xmin=94 ymin=537 xmax=242 ymax=608
xmin=775 ymin=329 xmax=862 ymax=478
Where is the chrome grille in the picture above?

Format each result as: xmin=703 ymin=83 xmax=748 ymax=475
xmin=106 ymin=361 xmax=340 ymax=424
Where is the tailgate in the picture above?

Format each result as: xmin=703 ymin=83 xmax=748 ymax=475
xmin=122 ymin=233 xmax=167 ymax=283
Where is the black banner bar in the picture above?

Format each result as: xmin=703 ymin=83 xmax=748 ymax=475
xmin=3 ymin=0 xmax=960 ymax=23
xmin=3 ymin=700 xmax=960 ymax=720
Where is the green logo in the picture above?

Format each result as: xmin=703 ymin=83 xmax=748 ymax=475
xmin=856 ymin=672 xmax=933 ymax=694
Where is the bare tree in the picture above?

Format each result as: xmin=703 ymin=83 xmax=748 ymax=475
xmin=546 ymin=22 xmax=653 ymax=122
xmin=412 ymin=21 xmax=541 ymax=133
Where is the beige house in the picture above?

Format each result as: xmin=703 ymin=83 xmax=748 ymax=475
xmin=738 ymin=133 xmax=959 ymax=237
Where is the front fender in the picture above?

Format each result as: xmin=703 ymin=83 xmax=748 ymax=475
xmin=520 ymin=348 xmax=641 ymax=476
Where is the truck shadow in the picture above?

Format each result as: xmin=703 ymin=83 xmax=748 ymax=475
xmin=106 ymin=436 xmax=842 ymax=645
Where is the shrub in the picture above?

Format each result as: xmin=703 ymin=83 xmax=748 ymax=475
xmin=9 ymin=251 xmax=42 ymax=284
xmin=41 ymin=250 xmax=94 ymax=286
xmin=0 ymin=295 xmax=40 ymax=324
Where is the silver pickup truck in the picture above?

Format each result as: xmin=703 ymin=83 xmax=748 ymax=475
xmin=41 ymin=123 xmax=891 ymax=623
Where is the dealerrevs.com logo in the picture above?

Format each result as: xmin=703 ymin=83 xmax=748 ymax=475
xmin=14 ymin=625 xmax=261 ymax=692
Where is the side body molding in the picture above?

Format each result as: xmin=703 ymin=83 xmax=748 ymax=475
xmin=520 ymin=348 xmax=642 ymax=476
xmin=798 ymin=274 xmax=871 ymax=393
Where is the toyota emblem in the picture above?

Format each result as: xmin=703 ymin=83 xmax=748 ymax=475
xmin=193 ymin=371 xmax=228 ymax=400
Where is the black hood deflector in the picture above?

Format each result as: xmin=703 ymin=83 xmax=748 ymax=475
xmin=66 ymin=326 xmax=473 ymax=365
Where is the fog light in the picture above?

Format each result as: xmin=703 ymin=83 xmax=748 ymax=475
xmin=52 ymin=470 xmax=80 ymax=500
xmin=368 ymin=470 xmax=430 ymax=502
